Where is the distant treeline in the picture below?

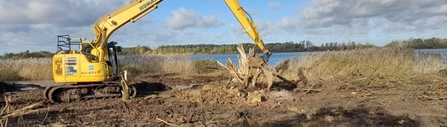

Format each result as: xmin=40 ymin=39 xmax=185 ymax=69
xmin=385 ymin=37 xmax=447 ymax=49
xmin=120 ymin=40 xmax=377 ymax=55
xmin=0 ymin=50 xmax=54 ymax=59
xmin=2 ymin=37 xmax=447 ymax=59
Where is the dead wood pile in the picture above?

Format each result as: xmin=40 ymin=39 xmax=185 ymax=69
xmin=217 ymin=44 xmax=292 ymax=89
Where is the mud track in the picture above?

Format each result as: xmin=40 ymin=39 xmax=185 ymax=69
xmin=1 ymin=74 xmax=447 ymax=127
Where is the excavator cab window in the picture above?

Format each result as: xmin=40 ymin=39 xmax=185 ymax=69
xmin=116 ymin=46 xmax=122 ymax=52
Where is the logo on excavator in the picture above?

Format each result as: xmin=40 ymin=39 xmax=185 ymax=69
xmin=139 ymin=0 xmax=156 ymax=11
xmin=81 ymin=71 xmax=96 ymax=75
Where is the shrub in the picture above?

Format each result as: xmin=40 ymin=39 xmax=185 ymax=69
xmin=193 ymin=58 xmax=222 ymax=73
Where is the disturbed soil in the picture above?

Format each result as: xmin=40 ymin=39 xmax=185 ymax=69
xmin=1 ymin=73 xmax=447 ymax=127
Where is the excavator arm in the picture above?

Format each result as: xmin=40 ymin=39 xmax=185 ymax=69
xmin=88 ymin=0 xmax=270 ymax=62
xmin=224 ymin=0 xmax=272 ymax=61
xmin=90 ymin=0 xmax=163 ymax=63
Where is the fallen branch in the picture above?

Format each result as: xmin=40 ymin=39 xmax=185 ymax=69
xmin=304 ymin=82 xmax=322 ymax=94
xmin=303 ymin=89 xmax=322 ymax=93
xmin=156 ymin=118 xmax=178 ymax=127
xmin=418 ymin=95 xmax=447 ymax=100
xmin=1 ymin=93 xmax=12 ymax=127
xmin=2 ymin=109 xmax=40 ymax=119
xmin=1 ymin=101 xmax=44 ymax=119
xmin=275 ymin=74 xmax=296 ymax=86
xmin=41 ymin=105 xmax=51 ymax=125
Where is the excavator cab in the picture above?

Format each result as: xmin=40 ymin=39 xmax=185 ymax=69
xmin=53 ymin=35 xmax=122 ymax=83
xmin=47 ymin=35 xmax=129 ymax=103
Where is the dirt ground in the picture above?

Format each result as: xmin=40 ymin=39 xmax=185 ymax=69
xmin=1 ymin=73 xmax=447 ymax=127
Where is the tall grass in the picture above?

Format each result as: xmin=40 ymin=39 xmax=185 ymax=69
xmin=3 ymin=48 xmax=443 ymax=82
xmin=282 ymin=47 xmax=446 ymax=82
xmin=119 ymin=54 xmax=196 ymax=77
xmin=0 ymin=55 xmax=222 ymax=81
xmin=413 ymin=51 xmax=447 ymax=73
xmin=0 ymin=58 xmax=52 ymax=81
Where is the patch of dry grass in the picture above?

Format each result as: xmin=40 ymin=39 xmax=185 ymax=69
xmin=281 ymin=47 xmax=446 ymax=83
xmin=0 ymin=54 xmax=222 ymax=81
xmin=0 ymin=58 xmax=52 ymax=81
xmin=120 ymin=55 xmax=225 ymax=80
xmin=119 ymin=54 xmax=197 ymax=78
xmin=4 ymin=48 xmax=443 ymax=83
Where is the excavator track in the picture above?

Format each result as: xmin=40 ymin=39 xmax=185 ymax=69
xmin=44 ymin=83 xmax=136 ymax=103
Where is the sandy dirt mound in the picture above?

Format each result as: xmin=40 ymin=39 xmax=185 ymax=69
xmin=171 ymin=84 xmax=248 ymax=105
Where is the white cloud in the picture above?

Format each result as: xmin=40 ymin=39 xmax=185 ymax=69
xmin=0 ymin=0 xmax=123 ymax=27
xmin=166 ymin=8 xmax=225 ymax=30
xmin=268 ymin=0 xmax=447 ymax=46
xmin=1 ymin=0 xmax=446 ymax=53
xmin=0 ymin=0 xmax=126 ymax=53
xmin=281 ymin=0 xmax=447 ymax=31
xmin=269 ymin=1 xmax=281 ymax=10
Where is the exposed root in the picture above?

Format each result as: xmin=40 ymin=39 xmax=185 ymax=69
xmin=0 ymin=93 xmax=12 ymax=127
xmin=121 ymin=70 xmax=130 ymax=101
xmin=217 ymin=43 xmax=295 ymax=90
xmin=156 ymin=118 xmax=178 ymax=127
xmin=418 ymin=95 xmax=447 ymax=100
xmin=1 ymin=102 xmax=44 ymax=119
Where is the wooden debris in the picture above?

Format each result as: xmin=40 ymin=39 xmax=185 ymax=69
xmin=156 ymin=118 xmax=178 ymax=127
xmin=217 ymin=43 xmax=295 ymax=90
xmin=1 ymin=93 xmax=12 ymax=127
xmin=121 ymin=70 xmax=130 ymax=101
xmin=1 ymin=101 xmax=44 ymax=119
xmin=418 ymin=95 xmax=447 ymax=100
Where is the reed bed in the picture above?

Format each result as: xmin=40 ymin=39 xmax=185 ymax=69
xmin=0 ymin=58 xmax=52 ymax=81
xmin=0 ymin=54 xmax=221 ymax=81
xmin=281 ymin=47 xmax=446 ymax=82
xmin=119 ymin=54 xmax=196 ymax=77
xmin=1 ymin=48 xmax=445 ymax=82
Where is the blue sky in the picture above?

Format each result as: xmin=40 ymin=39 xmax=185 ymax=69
xmin=0 ymin=0 xmax=446 ymax=53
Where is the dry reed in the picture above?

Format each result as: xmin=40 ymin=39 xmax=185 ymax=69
xmin=2 ymin=48 xmax=443 ymax=83
xmin=0 ymin=58 xmax=52 ymax=81
xmin=0 ymin=54 xmax=216 ymax=81
xmin=119 ymin=54 xmax=196 ymax=77
xmin=281 ymin=47 xmax=446 ymax=82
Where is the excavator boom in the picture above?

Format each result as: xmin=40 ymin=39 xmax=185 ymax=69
xmin=91 ymin=0 xmax=163 ymax=63
xmin=224 ymin=0 xmax=272 ymax=61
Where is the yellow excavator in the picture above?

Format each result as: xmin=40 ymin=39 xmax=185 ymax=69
xmin=44 ymin=0 xmax=272 ymax=103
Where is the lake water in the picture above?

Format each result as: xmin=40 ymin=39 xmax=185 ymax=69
xmin=190 ymin=49 xmax=447 ymax=66
xmin=191 ymin=52 xmax=309 ymax=66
